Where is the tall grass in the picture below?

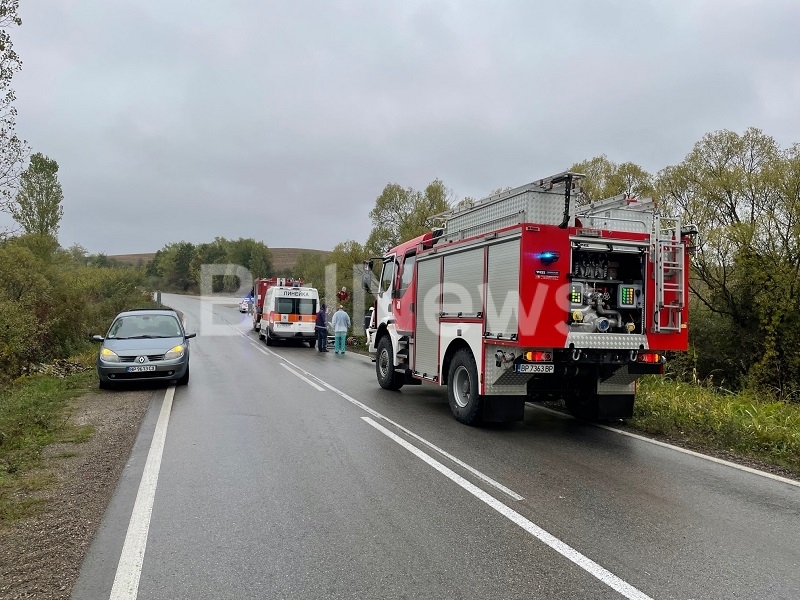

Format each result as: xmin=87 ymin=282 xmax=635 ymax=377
xmin=633 ymin=376 xmax=800 ymax=475
xmin=0 ymin=367 xmax=96 ymax=522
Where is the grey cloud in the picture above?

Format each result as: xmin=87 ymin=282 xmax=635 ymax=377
xmin=8 ymin=0 xmax=800 ymax=254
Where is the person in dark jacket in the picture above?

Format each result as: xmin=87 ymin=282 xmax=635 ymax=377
xmin=315 ymin=303 xmax=328 ymax=352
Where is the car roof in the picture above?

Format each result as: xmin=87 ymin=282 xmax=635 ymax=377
xmin=116 ymin=309 xmax=180 ymax=318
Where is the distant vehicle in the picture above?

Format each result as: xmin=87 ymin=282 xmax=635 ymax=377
xmin=92 ymin=308 xmax=196 ymax=389
xmin=239 ymin=297 xmax=252 ymax=313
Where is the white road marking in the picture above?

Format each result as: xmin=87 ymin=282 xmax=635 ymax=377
xmin=253 ymin=347 xmax=524 ymax=501
xmin=247 ymin=325 xmax=799 ymax=491
xmin=109 ymin=386 xmax=175 ymax=600
xmin=531 ymin=404 xmax=800 ymax=489
xmin=363 ymin=416 xmax=654 ymax=600
xmin=278 ymin=362 xmax=325 ymax=391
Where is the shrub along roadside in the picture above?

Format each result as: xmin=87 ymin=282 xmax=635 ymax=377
xmin=632 ymin=377 xmax=800 ymax=476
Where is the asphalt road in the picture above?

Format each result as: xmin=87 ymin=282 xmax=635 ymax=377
xmin=73 ymin=294 xmax=800 ymax=600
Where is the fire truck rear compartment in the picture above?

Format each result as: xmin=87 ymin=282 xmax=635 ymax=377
xmin=568 ymin=248 xmax=645 ymax=335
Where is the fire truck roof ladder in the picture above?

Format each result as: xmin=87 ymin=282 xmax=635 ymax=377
xmin=576 ymin=193 xmax=657 ymax=215
xmin=652 ymin=214 xmax=685 ymax=333
xmin=437 ymin=171 xmax=585 ymax=241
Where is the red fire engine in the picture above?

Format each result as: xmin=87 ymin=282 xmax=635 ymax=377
xmin=364 ymin=172 xmax=696 ymax=424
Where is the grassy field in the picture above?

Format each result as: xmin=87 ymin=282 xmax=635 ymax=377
xmin=109 ymin=247 xmax=330 ymax=272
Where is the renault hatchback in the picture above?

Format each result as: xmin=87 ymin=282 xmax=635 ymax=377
xmin=92 ymin=309 xmax=196 ymax=389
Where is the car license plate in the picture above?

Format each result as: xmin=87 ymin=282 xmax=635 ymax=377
xmin=127 ymin=365 xmax=156 ymax=373
xmin=516 ymin=364 xmax=554 ymax=374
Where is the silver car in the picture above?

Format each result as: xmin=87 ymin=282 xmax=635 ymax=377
xmin=92 ymin=309 xmax=196 ymax=389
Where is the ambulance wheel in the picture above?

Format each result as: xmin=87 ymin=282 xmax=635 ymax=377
xmin=265 ymin=332 xmax=273 ymax=346
xmin=257 ymin=328 xmax=264 ymax=340
xmin=376 ymin=336 xmax=404 ymax=391
xmin=448 ymin=349 xmax=483 ymax=425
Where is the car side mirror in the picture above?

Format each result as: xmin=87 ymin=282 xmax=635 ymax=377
xmin=185 ymin=332 xmax=197 ymax=339
xmin=91 ymin=335 xmax=104 ymax=342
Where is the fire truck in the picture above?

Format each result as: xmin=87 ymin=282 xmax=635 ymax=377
xmin=364 ymin=172 xmax=696 ymax=424
xmin=252 ymin=277 xmax=319 ymax=347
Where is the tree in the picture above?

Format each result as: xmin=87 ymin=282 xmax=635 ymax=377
xmin=657 ymin=128 xmax=800 ymax=393
xmin=365 ymin=179 xmax=452 ymax=255
xmin=156 ymin=241 xmax=195 ymax=291
xmin=11 ymin=152 xmax=64 ymax=236
xmin=0 ymin=1 xmax=27 ymax=234
xmin=569 ymin=155 xmax=654 ymax=204
xmin=293 ymin=250 xmax=326 ymax=288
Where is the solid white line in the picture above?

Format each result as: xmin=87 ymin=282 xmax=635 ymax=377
xmin=595 ymin=423 xmax=800 ymax=489
xmin=278 ymin=362 xmax=325 ymax=391
xmin=530 ymin=404 xmax=800 ymax=489
xmin=363 ymin=417 xmax=653 ymax=600
xmin=109 ymin=386 xmax=175 ymax=600
xmin=247 ymin=342 xmax=524 ymax=501
xmin=319 ymin=379 xmax=525 ymax=501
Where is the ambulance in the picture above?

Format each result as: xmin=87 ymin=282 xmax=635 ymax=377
xmin=258 ymin=281 xmax=320 ymax=347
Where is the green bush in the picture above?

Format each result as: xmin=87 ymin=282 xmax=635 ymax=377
xmin=0 ymin=235 xmax=153 ymax=382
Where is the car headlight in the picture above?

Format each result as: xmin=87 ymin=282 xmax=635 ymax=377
xmin=164 ymin=345 xmax=185 ymax=360
xmin=100 ymin=348 xmax=120 ymax=363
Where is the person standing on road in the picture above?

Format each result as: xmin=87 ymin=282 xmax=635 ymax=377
xmin=315 ymin=302 xmax=329 ymax=352
xmin=331 ymin=304 xmax=351 ymax=355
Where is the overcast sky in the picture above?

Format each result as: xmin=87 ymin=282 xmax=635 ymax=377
xmin=5 ymin=0 xmax=800 ymax=255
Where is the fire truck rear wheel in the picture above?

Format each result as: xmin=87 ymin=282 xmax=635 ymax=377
xmin=376 ymin=336 xmax=404 ymax=390
xmin=564 ymin=381 xmax=600 ymax=421
xmin=448 ymin=349 xmax=483 ymax=425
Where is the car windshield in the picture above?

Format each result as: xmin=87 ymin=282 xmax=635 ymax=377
xmin=107 ymin=314 xmax=183 ymax=339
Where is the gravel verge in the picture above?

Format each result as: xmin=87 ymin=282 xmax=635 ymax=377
xmin=0 ymin=388 xmax=152 ymax=600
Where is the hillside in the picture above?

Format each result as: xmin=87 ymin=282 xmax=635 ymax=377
xmin=108 ymin=247 xmax=330 ymax=272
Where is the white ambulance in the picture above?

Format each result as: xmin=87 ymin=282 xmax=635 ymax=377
xmin=258 ymin=282 xmax=320 ymax=347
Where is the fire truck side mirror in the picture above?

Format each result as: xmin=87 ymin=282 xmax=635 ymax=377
xmin=362 ymin=261 xmax=374 ymax=293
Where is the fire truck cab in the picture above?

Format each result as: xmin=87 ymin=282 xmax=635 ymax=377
xmin=365 ymin=172 xmax=696 ymax=425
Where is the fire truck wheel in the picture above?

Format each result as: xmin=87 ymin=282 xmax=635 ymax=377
xmin=564 ymin=386 xmax=600 ymax=421
xmin=376 ymin=336 xmax=404 ymax=390
xmin=448 ymin=349 xmax=483 ymax=425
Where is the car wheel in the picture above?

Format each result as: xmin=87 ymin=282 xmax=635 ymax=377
xmin=177 ymin=365 xmax=189 ymax=386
